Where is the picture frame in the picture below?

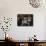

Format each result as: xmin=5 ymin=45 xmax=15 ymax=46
xmin=17 ymin=14 xmax=33 ymax=26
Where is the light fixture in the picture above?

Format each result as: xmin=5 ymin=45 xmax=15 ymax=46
xmin=29 ymin=0 xmax=44 ymax=8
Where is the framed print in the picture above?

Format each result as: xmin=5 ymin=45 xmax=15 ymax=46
xmin=17 ymin=14 xmax=33 ymax=26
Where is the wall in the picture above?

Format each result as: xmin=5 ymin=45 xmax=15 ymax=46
xmin=0 ymin=0 xmax=46 ymax=40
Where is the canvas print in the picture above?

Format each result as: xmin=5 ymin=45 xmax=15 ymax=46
xmin=17 ymin=14 xmax=33 ymax=26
